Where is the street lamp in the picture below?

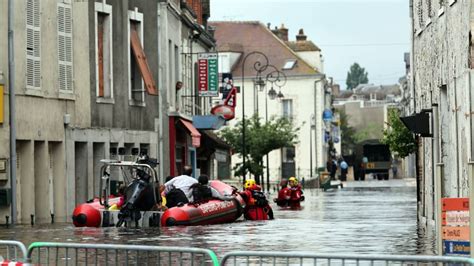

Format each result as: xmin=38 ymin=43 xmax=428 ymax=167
xmin=241 ymin=51 xmax=269 ymax=184
xmin=257 ymin=65 xmax=287 ymax=192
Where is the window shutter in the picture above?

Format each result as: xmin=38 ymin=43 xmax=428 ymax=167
xmin=130 ymin=28 xmax=158 ymax=96
xmin=26 ymin=0 xmax=41 ymax=89
xmin=58 ymin=2 xmax=73 ymax=91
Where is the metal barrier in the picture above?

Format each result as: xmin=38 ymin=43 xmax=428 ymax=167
xmin=220 ymin=251 xmax=474 ymax=266
xmin=27 ymin=242 xmax=219 ymax=265
xmin=0 ymin=240 xmax=28 ymax=263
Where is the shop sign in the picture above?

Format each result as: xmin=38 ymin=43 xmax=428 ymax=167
xmin=198 ymin=53 xmax=219 ymax=97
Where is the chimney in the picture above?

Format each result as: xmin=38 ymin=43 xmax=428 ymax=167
xmin=271 ymin=26 xmax=281 ymax=38
xmin=267 ymin=22 xmax=271 ymax=29
xmin=296 ymin=28 xmax=307 ymax=42
xmin=279 ymin=24 xmax=288 ymax=41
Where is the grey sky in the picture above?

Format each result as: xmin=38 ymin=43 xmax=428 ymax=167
xmin=210 ymin=0 xmax=410 ymax=89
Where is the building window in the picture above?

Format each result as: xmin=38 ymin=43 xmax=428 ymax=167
xmin=282 ymin=59 xmax=296 ymax=70
xmin=282 ymin=99 xmax=293 ymax=119
xmin=417 ymin=0 xmax=424 ymax=29
xmin=26 ymin=0 xmax=41 ymax=90
xmin=128 ymin=9 xmax=158 ymax=106
xmin=95 ymin=2 xmax=113 ymax=100
xmin=174 ymin=45 xmax=179 ymax=108
xmin=427 ymin=0 xmax=432 ymax=18
xmin=57 ymin=1 xmax=73 ymax=92
xmin=282 ymin=146 xmax=295 ymax=163
xmin=128 ymin=10 xmax=144 ymax=105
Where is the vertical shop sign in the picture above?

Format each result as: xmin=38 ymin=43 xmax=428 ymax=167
xmin=198 ymin=53 xmax=218 ymax=97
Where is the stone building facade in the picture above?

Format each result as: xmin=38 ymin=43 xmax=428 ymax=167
xmin=410 ymin=0 xmax=473 ymax=253
xmin=0 ymin=0 xmax=221 ymax=225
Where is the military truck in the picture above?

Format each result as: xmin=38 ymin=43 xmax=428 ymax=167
xmin=354 ymin=139 xmax=391 ymax=180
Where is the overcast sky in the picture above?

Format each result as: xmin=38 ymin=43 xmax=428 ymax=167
xmin=210 ymin=0 xmax=410 ymax=89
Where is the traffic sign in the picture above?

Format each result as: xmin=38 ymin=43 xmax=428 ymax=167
xmin=442 ymin=198 xmax=469 ymax=211
xmin=442 ymin=226 xmax=470 ymax=241
xmin=445 ymin=211 xmax=470 ymax=226
xmin=441 ymin=198 xmax=470 ymax=257
xmin=443 ymin=240 xmax=470 ymax=256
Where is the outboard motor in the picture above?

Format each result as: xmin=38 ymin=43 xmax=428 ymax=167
xmin=116 ymin=157 xmax=159 ymax=227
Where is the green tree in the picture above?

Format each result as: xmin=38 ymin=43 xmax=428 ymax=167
xmin=219 ymin=114 xmax=300 ymax=183
xmin=346 ymin=63 xmax=369 ymax=90
xmin=381 ymin=108 xmax=417 ymax=158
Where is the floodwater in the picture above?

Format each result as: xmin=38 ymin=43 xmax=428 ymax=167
xmin=0 ymin=179 xmax=435 ymax=257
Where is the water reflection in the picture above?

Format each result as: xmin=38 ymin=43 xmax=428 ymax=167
xmin=0 ymin=182 xmax=435 ymax=256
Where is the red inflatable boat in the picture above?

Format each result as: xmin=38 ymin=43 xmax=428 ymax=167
xmin=161 ymin=180 xmax=245 ymax=226
xmin=72 ymin=196 xmax=121 ymax=227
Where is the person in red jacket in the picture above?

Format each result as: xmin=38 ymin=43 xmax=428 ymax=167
xmin=288 ymin=177 xmax=304 ymax=209
xmin=239 ymin=179 xmax=274 ymax=220
xmin=273 ymin=179 xmax=291 ymax=207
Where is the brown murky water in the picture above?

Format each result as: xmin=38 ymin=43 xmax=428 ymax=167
xmin=0 ymin=180 xmax=435 ymax=258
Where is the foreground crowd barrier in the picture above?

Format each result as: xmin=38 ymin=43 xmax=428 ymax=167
xmin=220 ymin=251 xmax=474 ymax=265
xmin=1 ymin=240 xmax=474 ymax=265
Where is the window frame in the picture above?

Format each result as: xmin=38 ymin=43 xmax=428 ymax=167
xmin=127 ymin=9 xmax=145 ymax=107
xmin=57 ymin=0 xmax=74 ymax=93
xmin=94 ymin=2 xmax=114 ymax=103
xmin=282 ymin=59 xmax=297 ymax=70
xmin=282 ymin=98 xmax=293 ymax=119
xmin=26 ymin=0 xmax=41 ymax=91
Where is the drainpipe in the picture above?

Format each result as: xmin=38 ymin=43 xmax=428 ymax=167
xmin=432 ymin=103 xmax=442 ymax=255
xmin=157 ymin=3 xmax=165 ymax=182
xmin=314 ymin=76 xmax=325 ymax=172
xmin=8 ymin=0 xmax=17 ymax=224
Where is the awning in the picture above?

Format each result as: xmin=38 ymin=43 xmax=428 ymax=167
xmin=180 ymin=119 xmax=201 ymax=147
xmin=400 ymin=110 xmax=432 ymax=137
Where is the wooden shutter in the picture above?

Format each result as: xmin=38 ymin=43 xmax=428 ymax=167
xmin=130 ymin=27 xmax=158 ymax=95
xmin=26 ymin=0 xmax=41 ymax=89
xmin=58 ymin=2 xmax=73 ymax=91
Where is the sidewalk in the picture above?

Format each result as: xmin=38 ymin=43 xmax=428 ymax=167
xmin=344 ymin=178 xmax=416 ymax=189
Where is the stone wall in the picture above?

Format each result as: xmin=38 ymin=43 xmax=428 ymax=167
xmin=411 ymin=0 xmax=473 ymax=233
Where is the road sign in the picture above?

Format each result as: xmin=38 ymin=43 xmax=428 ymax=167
xmin=443 ymin=240 xmax=470 ymax=256
xmin=442 ymin=226 xmax=470 ymax=241
xmin=322 ymin=109 xmax=333 ymax=122
xmin=441 ymin=198 xmax=470 ymax=257
xmin=445 ymin=211 xmax=470 ymax=226
xmin=442 ymin=198 xmax=469 ymax=211
xmin=198 ymin=53 xmax=219 ymax=97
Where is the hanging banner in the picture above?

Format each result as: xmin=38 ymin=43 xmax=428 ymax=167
xmin=198 ymin=53 xmax=219 ymax=97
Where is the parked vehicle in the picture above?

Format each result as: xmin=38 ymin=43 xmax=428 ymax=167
xmin=355 ymin=139 xmax=391 ymax=180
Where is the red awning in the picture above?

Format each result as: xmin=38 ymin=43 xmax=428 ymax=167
xmin=180 ymin=119 xmax=201 ymax=147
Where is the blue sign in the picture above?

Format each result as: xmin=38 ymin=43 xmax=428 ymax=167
xmin=322 ymin=109 xmax=333 ymax=122
xmin=443 ymin=240 xmax=470 ymax=256
xmin=324 ymin=131 xmax=330 ymax=143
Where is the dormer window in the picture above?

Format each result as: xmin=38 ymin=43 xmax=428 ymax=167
xmin=282 ymin=59 xmax=296 ymax=70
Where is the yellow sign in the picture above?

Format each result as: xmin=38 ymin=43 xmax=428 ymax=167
xmin=366 ymin=162 xmax=375 ymax=169
xmin=0 ymin=84 xmax=3 ymax=124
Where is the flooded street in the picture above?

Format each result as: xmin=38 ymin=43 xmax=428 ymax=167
xmin=0 ymin=179 xmax=435 ymax=257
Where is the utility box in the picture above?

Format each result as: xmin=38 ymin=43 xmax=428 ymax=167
xmin=0 ymin=188 xmax=11 ymax=206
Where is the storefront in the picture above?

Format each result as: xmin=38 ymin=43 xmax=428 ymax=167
xmin=168 ymin=116 xmax=201 ymax=177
